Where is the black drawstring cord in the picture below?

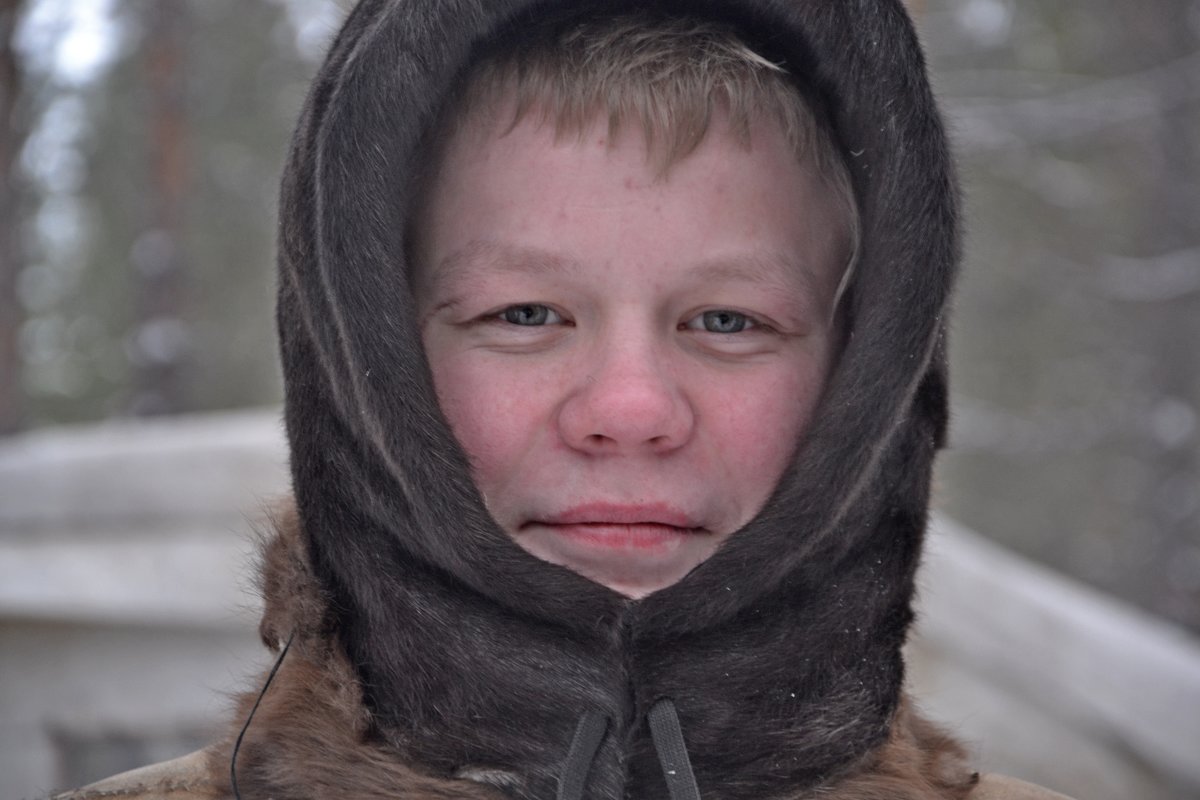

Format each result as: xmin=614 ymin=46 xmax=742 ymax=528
xmin=231 ymin=631 xmax=294 ymax=800
xmin=557 ymin=710 xmax=610 ymax=800
xmin=648 ymin=698 xmax=701 ymax=800
xmin=558 ymin=699 xmax=700 ymax=800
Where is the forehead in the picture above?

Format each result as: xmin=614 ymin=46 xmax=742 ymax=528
xmin=413 ymin=107 xmax=848 ymax=309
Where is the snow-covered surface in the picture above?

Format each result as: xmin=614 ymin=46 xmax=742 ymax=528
xmin=0 ymin=409 xmax=288 ymax=531
xmin=0 ymin=530 xmax=260 ymax=627
xmin=918 ymin=518 xmax=1200 ymax=795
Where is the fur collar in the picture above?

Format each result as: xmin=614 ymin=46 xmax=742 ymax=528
xmin=210 ymin=509 xmax=976 ymax=800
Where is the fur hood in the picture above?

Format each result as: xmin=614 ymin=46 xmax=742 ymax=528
xmin=271 ymin=0 xmax=962 ymax=798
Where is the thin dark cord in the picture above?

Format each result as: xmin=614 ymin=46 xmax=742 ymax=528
xmin=231 ymin=631 xmax=294 ymax=800
xmin=557 ymin=710 xmax=610 ymax=800
xmin=648 ymin=698 xmax=701 ymax=800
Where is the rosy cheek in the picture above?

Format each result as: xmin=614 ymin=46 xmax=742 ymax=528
xmin=715 ymin=362 xmax=825 ymax=489
xmin=432 ymin=360 xmax=542 ymax=489
xmin=430 ymin=363 xmax=490 ymax=459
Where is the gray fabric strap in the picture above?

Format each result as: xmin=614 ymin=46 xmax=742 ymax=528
xmin=648 ymin=698 xmax=702 ymax=800
xmin=557 ymin=710 xmax=610 ymax=800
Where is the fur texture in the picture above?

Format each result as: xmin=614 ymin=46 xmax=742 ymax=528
xmin=271 ymin=0 xmax=964 ymax=797
xmin=213 ymin=513 xmax=976 ymax=799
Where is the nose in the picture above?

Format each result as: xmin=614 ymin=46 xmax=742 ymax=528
xmin=557 ymin=334 xmax=695 ymax=455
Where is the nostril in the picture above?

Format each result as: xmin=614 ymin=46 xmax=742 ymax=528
xmin=584 ymin=432 xmax=611 ymax=446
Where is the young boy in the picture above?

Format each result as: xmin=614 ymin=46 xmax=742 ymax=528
xmin=54 ymin=2 xmax=1069 ymax=799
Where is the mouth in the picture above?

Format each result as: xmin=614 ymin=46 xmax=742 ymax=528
xmin=528 ymin=503 xmax=706 ymax=552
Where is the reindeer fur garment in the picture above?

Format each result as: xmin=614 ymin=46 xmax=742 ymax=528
xmin=261 ymin=0 xmax=966 ymax=797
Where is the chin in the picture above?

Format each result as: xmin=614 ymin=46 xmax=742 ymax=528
xmin=535 ymin=546 xmax=700 ymax=597
xmin=511 ymin=523 xmax=715 ymax=597
xmin=578 ymin=569 xmax=676 ymax=599
xmin=606 ymin=581 xmax=658 ymax=600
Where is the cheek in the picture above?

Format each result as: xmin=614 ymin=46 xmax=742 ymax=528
xmin=704 ymin=357 xmax=828 ymax=497
xmin=429 ymin=355 xmax=547 ymax=489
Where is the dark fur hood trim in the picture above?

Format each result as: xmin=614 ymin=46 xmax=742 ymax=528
xmin=276 ymin=0 xmax=960 ymax=797
xmin=216 ymin=515 xmax=975 ymax=799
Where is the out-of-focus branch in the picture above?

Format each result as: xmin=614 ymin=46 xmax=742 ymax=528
xmin=1097 ymin=246 xmax=1200 ymax=303
xmin=949 ymin=51 xmax=1200 ymax=153
xmin=950 ymin=392 xmax=1196 ymax=456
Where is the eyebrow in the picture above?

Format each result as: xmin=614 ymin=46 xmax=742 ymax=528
xmin=690 ymin=253 xmax=826 ymax=305
xmin=426 ymin=240 xmax=572 ymax=297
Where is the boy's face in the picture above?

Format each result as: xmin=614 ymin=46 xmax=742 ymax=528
xmin=417 ymin=107 xmax=846 ymax=598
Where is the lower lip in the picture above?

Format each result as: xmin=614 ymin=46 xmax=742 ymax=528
xmin=548 ymin=523 xmax=696 ymax=552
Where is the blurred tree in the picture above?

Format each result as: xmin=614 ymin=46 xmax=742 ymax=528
xmin=129 ymin=0 xmax=191 ymax=415
xmin=0 ymin=0 xmax=27 ymax=433
xmin=11 ymin=0 xmax=337 ymax=425
xmin=1115 ymin=0 xmax=1200 ymax=628
xmin=921 ymin=0 xmax=1200 ymax=630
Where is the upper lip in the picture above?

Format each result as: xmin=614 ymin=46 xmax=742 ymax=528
xmin=538 ymin=502 xmax=702 ymax=529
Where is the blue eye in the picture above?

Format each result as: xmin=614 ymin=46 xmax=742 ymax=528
xmin=689 ymin=309 xmax=752 ymax=334
xmin=500 ymin=304 xmax=561 ymax=326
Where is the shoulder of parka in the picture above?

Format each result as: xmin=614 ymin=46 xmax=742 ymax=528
xmin=46 ymin=747 xmax=1074 ymax=800
xmin=47 ymin=749 xmax=223 ymax=800
xmin=970 ymin=773 xmax=1075 ymax=800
